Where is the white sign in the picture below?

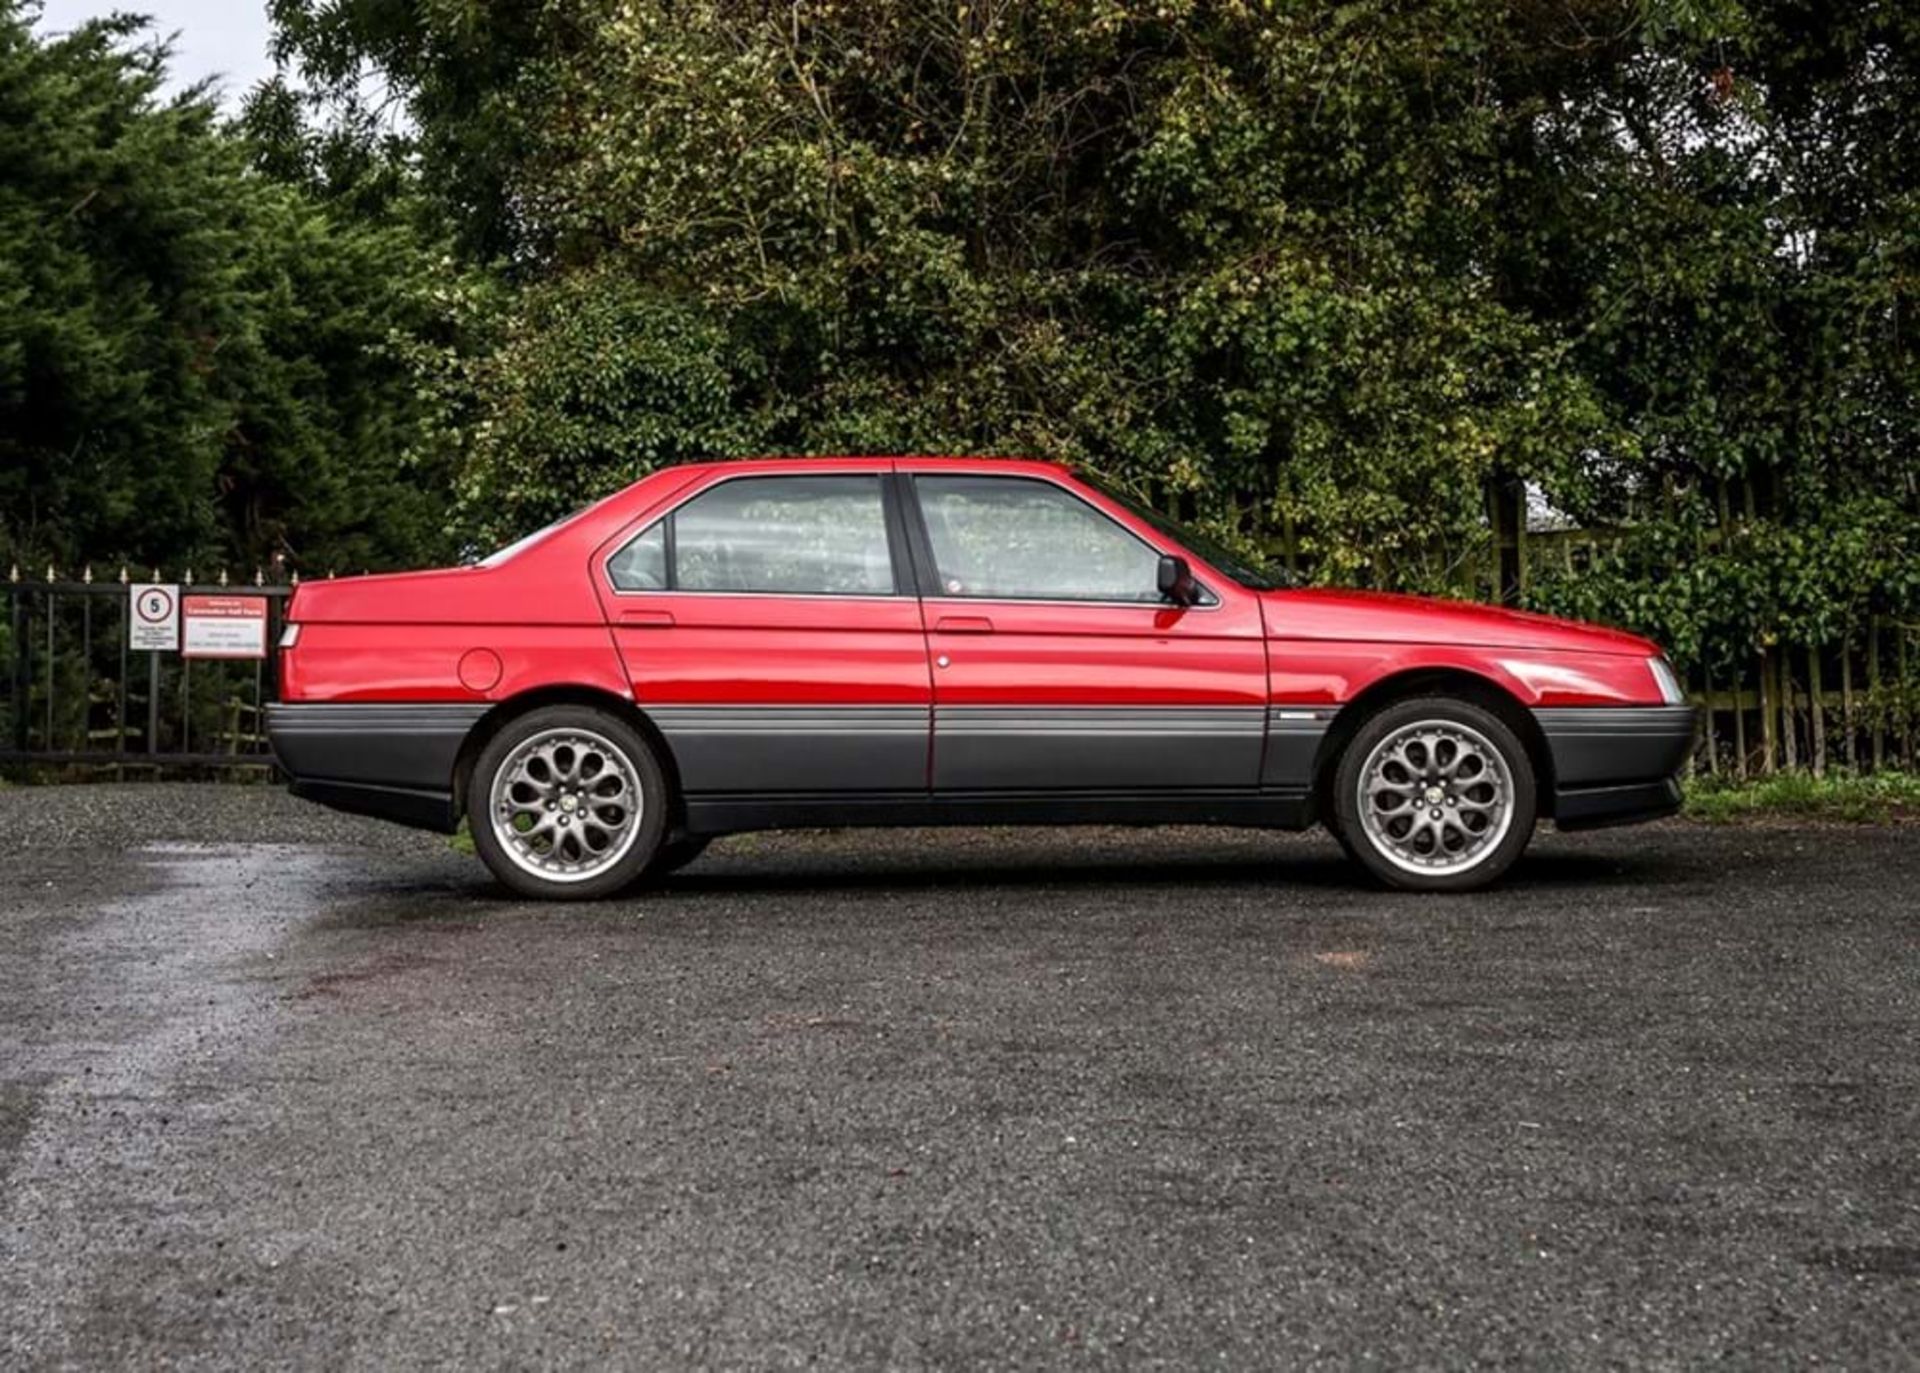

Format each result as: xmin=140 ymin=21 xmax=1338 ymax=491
xmin=129 ymin=583 xmax=179 ymax=651
xmin=182 ymin=595 xmax=268 ymax=660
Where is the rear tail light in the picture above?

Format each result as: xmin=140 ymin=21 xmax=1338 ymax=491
xmin=1648 ymin=656 xmax=1685 ymax=705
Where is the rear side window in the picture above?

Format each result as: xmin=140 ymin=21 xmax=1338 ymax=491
xmin=606 ymin=522 xmax=666 ymax=589
xmin=608 ymin=475 xmax=897 ymax=595
xmin=914 ymin=475 xmax=1164 ymax=602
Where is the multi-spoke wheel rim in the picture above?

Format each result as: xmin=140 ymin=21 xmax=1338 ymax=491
xmin=489 ymin=727 xmax=643 ymax=883
xmin=1357 ymin=719 xmax=1515 ymax=877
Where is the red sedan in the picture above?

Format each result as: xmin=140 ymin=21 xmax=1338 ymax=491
xmin=267 ymin=458 xmax=1696 ymax=898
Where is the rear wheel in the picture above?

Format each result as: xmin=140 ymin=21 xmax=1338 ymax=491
xmin=1331 ymin=696 xmax=1537 ymax=892
xmin=467 ymin=706 xmax=669 ymax=900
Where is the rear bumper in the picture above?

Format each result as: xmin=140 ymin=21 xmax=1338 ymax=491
xmin=266 ymin=703 xmax=484 ymax=833
xmin=1533 ymin=706 xmax=1699 ymax=831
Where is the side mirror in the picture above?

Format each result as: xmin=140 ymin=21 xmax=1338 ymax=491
xmin=1157 ymin=554 xmax=1200 ymax=607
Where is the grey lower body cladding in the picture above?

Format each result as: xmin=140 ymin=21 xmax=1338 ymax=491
xmin=650 ymin=704 xmax=1279 ymax=793
xmin=266 ymin=699 xmax=1697 ymax=838
xmin=267 ymin=702 xmax=483 ymax=832
xmin=268 ymin=701 xmax=1320 ymax=834
xmin=655 ymin=702 xmax=1311 ymax=834
xmin=646 ymin=706 xmax=928 ymax=792
xmin=1533 ymin=705 xmax=1699 ymax=829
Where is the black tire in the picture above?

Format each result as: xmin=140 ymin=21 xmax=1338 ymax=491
xmin=1330 ymin=695 xmax=1538 ymax=893
xmin=644 ymin=833 xmax=712 ymax=879
xmin=466 ymin=705 xmax=670 ymax=900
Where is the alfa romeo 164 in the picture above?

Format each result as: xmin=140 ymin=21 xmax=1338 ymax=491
xmin=268 ymin=458 xmax=1696 ymax=898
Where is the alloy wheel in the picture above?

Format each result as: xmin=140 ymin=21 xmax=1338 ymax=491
xmin=488 ymin=726 xmax=644 ymax=883
xmin=1355 ymin=718 xmax=1516 ymax=877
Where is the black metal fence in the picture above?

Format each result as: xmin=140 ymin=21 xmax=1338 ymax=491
xmin=1 ymin=566 xmax=293 ymax=773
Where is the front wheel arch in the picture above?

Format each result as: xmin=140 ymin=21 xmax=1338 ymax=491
xmin=1312 ymin=668 xmax=1554 ymax=826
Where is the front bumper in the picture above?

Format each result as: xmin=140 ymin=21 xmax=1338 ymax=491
xmin=266 ymin=703 xmax=485 ymax=833
xmin=1532 ymin=705 xmax=1699 ymax=831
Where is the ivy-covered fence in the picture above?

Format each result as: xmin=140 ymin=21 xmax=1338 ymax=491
xmin=1526 ymin=537 xmax=1916 ymax=781
xmin=1357 ymin=479 xmax=1920 ymax=780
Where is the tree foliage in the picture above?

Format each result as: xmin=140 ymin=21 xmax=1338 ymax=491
xmin=260 ymin=0 xmax=1918 ymax=669
xmin=0 ymin=1 xmax=459 ymax=572
xmin=6 ymin=0 xmax=1915 ymax=679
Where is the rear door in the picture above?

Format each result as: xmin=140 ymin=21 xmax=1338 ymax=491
xmin=595 ymin=465 xmax=932 ymax=797
xmin=900 ymin=466 xmax=1269 ymax=793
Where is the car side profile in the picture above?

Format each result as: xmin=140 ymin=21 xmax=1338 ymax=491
xmin=266 ymin=457 xmax=1698 ymax=898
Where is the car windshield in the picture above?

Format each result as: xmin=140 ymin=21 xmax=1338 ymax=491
xmin=1081 ymin=474 xmax=1294 ymax=590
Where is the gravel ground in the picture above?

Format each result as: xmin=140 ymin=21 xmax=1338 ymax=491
xmin=1 ymin=783 xmax=1916 ymax=1368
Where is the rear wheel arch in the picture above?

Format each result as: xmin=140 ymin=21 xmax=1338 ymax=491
xmin=1312 ymin=668 xmax=1555 ymax=822
xmin=453 ymin=686 xmax=686 ymax=825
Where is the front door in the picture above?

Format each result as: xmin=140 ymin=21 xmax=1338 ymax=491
xmin=596 ymin=466 xmax=931 ymax=800
xmin=902 ymin=468 xmax=1269 ymax=793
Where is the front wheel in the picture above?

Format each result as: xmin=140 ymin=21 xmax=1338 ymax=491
xmin=1330 ymin=696 xmax=1538 ymax=893
xmin=467 ymin=706 xmax=669 ymax=900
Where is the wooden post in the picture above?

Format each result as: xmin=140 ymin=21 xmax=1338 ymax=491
xmin=1487 ymin=476 xmax=1525 ymax=607
xmin=1513 ymin=482 xmax=1528 ymax=601
xmin=1774 ymin=649 xmax=1789 ymax=771
xmin=1701 ymin=664 xmax=1720 ymax=776
xmin=1486 ymin=479 xmax=1502 ymax=603
xmin=1902 ymin=630 xmax=1914 ymax=769
xmin=1840 ymin=643 xmax=1856 ymax=770
xmin=1758 ymin=650 xmax=1776 ymax=774
xmin=1807 ymin=646 xmax=1825 ymax=778
xmin=1869 ymin=620 xmax=1886 ymax=772
xmin=1733 ymin=674 xmax=1749 ymax=781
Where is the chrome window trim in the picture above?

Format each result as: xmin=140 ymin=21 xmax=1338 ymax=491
xmin=601 ymin=470 xmax=909 ymax=600
xmin=907 ymin=472 xmax=1224 ymax=612
xmin=609 ymin=587 xmax=908 ymax=602
xmin=920 ymin=593 xmax=1221 ymax=614
xmin=602 ymin=466 xmax=1230 ymax=611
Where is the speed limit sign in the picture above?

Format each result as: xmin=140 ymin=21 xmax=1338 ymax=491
xmin=130 ymin=583 xmax=180 ymax=651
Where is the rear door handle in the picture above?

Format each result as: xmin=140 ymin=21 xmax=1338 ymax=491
xmin=619 ymin=608 xmax=676 ymax=628
xmin=934 ymin=615 xmax=994 ymax=634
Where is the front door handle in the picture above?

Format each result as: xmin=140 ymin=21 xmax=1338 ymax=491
xmin=619 ymin=608 xmax=676 ymax=628
xmin=934 ymin=615 xmax=994 ymax=634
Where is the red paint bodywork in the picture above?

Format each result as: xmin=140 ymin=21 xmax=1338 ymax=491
xmin=280 ymin=457 xmax=1669 ymax=713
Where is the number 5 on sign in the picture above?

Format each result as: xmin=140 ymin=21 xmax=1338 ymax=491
xmin=129 ymin=583 xmax=179 ymax=651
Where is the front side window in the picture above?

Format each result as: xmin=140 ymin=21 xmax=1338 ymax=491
xmin=609 ymin=475 xmax=896 ymax=595
xmin=915 ymin=475 xmax=1165 ymax=602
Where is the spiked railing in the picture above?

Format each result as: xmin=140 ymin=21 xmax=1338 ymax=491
xmin=3 ymin=565 xmax=297 ymax=770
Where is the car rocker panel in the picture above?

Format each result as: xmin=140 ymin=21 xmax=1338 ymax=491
xmin=931 ymin=704 xmax=1268 ymax=791
xmin=647 ymin=704 xmax=929 ymax=793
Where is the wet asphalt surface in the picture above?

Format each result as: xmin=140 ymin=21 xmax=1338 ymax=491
xmin=0 ymin=785 xmax=1916 ymax=1368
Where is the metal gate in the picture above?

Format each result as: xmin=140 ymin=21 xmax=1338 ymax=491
xmin=2 ymin=566 xmax=294 ymax=771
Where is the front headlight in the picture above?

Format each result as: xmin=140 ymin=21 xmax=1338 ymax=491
xmin=278 ymin=622 xmax=301 ymax=650
xmin=1648 ymin=656 xmax=1685 ymax=705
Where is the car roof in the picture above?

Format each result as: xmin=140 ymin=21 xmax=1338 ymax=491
xmin=658 ymin=454 xmax=1076 ymax=479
